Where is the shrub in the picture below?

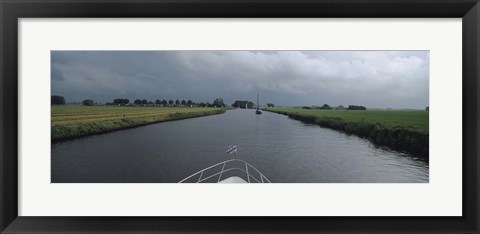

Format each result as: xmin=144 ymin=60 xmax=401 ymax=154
xmin=51 ymin=95 xmax=65 ymax=105
xmin=82 ymin=99 xmax=94 ymax=106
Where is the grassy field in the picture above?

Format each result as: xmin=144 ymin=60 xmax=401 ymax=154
xmin=267 ymin=108 xmax=429 ymax=160
xmin=52 ymin=105 xmax=226 ymax=142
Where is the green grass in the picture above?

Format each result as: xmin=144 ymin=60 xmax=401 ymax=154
xmin=268 ymin=108 xmax=428 ymax=133
xmin=52 ymin=105 xmax=226 ymax=142
xmin=267 ymin=108 xmax=429 ymax=160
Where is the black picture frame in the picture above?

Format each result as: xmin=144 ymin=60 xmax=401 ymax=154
xmin=1 ymin=0 xmax=479 ymax=233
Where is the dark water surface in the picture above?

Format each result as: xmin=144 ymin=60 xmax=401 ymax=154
xmin=52 ymin=109 xmax=429 ymax=183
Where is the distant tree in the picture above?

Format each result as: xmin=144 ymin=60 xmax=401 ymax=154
xmin=232 ymin=100 xmax=243 ymax=108
xmin=51 ymin=95 xmax=66 ymax=105
xmin=175 ymin=99 xmax=180 ymax=106
xmin=82 ymin=99 xmax=94 ymax=106
xmin=232 ymin=100 xmax=240 ymax=108
xmin=347 ymin=105 xmax=366 ymax=110
xmin=302 ymin=106 xmax=311 ymax=109
xmin=319 ymin=104 xmax=332 ymax=110
xmin=113 ymin=98 xmax=129 ymax=106
xmin=134 ymin=99 xmax=142 ymax=105
xmin=212 ymin=98 xmax=225 ymax=108
xmin=187 ymin=100 xmax=193 ymax=106
xmin=142 ymin=99 xmax=148 ymax=105
xmin=155 ymin=99 xmax=161 ymax=105
xmin=181 ymin=100 xmax=187 ymax=106
xmin=162 ymin=100 xmax=168 ymax=106
xmin=199 ymin=102 xmax=206 ymax=107
xmin=232 ymin=100 xmax=254 ymax=109
xmin=148 ymin=101 xmax=154 ymax=105
xmin=169 ymin=100 xmax=174 ymax=106
xmin=266 ymin=103 xmax=275 ymax=107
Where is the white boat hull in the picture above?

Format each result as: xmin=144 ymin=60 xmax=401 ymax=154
xmin=219 ymin=176 xmax=247 ymax=183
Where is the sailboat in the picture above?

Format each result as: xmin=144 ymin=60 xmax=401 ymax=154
xmin=255 ymin=92 xmax=262 ymax=114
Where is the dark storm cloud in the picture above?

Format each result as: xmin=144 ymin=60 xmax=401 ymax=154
xmin=51 ymin=51 xmax=429 ymax=109
xmin=51 ymin=66 xmax=66 ymax=81
xmin=84 ymin=76 xmax=95 ymax=81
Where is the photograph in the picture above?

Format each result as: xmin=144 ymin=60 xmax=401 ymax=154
xmin=51 ymin=50 xmax=429 ymax=183
xmin=3 ymin=0 xmax=478 ymax=232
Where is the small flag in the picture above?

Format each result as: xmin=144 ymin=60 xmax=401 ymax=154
xmin=226 ymin=145 xmax=237 ymax=154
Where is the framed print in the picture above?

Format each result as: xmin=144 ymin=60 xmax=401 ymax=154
xmin=1 ymin=0 xmax=479 ymax=233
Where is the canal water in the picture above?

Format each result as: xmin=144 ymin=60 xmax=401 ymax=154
xmin=51 ymin=109 xmax=429 ymax=183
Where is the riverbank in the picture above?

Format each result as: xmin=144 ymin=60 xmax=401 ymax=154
xmin=266 ymin=108 xmax=429 ymax=161
xmin=52 ymin=105 xmax=226 ymax=142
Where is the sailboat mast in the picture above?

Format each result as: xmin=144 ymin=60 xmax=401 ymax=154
xmin=257 ymin=92 xmax=259 ymax=110
xmin=254 ymin=92 xmax=262 ymax=114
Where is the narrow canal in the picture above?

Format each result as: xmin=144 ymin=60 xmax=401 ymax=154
xmin=52 ymin=109 xmax=428 ymax=183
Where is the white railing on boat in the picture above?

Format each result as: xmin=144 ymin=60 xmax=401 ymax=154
xmin=178 ymin=159 xmax=271 ymax=183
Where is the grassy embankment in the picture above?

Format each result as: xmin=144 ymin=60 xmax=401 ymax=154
xmin=267 ymin=108 xmax=429 ymax=161
xmin=52 ymin=105 xmax=226 ymax=142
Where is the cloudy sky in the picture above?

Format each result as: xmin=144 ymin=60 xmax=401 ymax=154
xmin=51 ymin=51 xmax=429 ymax=109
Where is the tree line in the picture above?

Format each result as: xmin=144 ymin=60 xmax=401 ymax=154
xmin=231 ymin=100 xmax=275 ymax=108
xmin=302 ymin=104 xmax=367 ymax=110
xmin=51 ymin=95 xmax=226 ymax=108
xmin=125 ymin=98 xmax=225 ymax=108
xmin=51 ymin=95 xmax=370 ymax=111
